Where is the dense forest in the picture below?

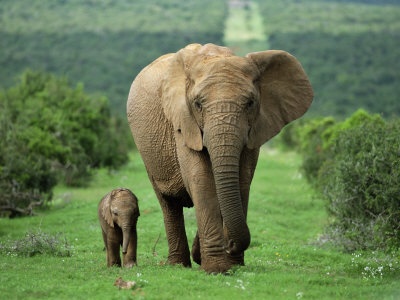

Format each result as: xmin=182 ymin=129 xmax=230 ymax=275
xmin=0 ymin=0 xmax=227 ymax=114
xmin=0 ymin=0 xmax=399 ymax=117
xmin=256 ymin=0 xmax=400 ymax=117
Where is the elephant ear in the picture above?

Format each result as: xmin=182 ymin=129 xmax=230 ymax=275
xmin=246 ymin=50 xmax=314 ymax=149
xmin=101 ymin=191 xmax=114 ymax=228
xmin=161 ymin=44 xmax=203 ymax=151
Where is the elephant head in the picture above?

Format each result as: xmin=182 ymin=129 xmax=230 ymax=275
xmin=162 ymin=44 xmax=313 ymax=255
xmin=102 ymin=188 xmax=140 ymax=254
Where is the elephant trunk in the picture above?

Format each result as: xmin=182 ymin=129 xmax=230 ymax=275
xmin=204 ymin=119 xmax=250 ymax=255
xmin=121 ymin=226 xmax=132 ymax=254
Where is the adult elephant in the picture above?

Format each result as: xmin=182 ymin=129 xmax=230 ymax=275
xmin=127 ymin=43 xmax=313 ymax=274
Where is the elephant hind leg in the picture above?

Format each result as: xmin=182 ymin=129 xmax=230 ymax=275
xmin=157 ymin=191 xmax=191 ymax=267
xmin=191 ymin=231 xmax=201 ymax=265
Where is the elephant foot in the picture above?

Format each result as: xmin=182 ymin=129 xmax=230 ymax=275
xmin=123 ymin=261 xmax=137 ymax=268
xmin=227 ymin=252 xmax=244 ymax=266
xmin=191 ymin=234 xmax=201 ymax=265
xmin=107 ymin=261 xmax=122 ymax=267
xmin=167 ymin=254 xmax=192 ymax=268
xmin=199 ymin=257 xmax=232 ymax=274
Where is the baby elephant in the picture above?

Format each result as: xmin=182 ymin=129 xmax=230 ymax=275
xmin=98 ymin=188 xmax=140 ymax=267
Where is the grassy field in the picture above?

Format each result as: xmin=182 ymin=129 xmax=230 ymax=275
xmin=1 ymin=149 xmax=399 ymax=299
xmin=223 ymin=1 xmax=269 ymax=56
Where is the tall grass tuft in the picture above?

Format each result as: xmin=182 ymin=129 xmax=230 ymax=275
xmin=0 ymin=229 xmax=72 ymax=257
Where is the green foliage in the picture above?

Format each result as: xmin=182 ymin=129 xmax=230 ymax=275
xmin=297 ymin=109 xmax=384 ymax=184
xmin=276 ymin=113 xmax=400 ymax=252
xmin=312 ymin=0 xmax=400 ymax=4
xmin=296 ymin=109 xmax=400 ymax=250
xmin=320 ymin=119 xmax=400 ymax=251
xmin=0 ymin=0 xmax=227 ymax=114
xmin=0 ymin=70 xmax=129 ymax=217
xmin=321 ymin=109 xmax=385 ymax=149
xmin=269 ymin=119 xmax=306 ymax=151
xmin=256 ymin=0 xmax=400 ymax=118
xmin=297 ymin=117 xmax=336 ymax=183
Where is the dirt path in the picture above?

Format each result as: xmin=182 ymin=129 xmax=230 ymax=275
xmin=223 ymin=0 xmax=269 ymax=56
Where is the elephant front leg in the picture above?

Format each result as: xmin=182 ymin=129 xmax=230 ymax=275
xmin=177 ymin=147 xmax=231 ymax=273
xmin=106 ymin=235 xmax=122 ymax=267
xmin=193 ymin=194 xmax=230 ymax=274
xmin=122 ymin=229 xmax=138 ymax=268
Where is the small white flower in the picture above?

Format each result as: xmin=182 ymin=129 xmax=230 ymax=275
xmin=296 ymin=292 xmax=303 ymax=298
xmin=136 ymin=273 xmax=142 ymax=277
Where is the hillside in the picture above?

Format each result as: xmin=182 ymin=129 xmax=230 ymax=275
xmin=0 ymin=0 xmax=227 ymax=114
xmin=256 ymin=0 xmax=400 ymax=117
xmin=1 ymin=0 xmax=399 ymax=118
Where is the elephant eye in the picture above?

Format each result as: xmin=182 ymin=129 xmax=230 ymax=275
xmin=247 ymin=99 xmax=254 ymax=108
xmin=194 ymin=100 xmax=202 ymax=111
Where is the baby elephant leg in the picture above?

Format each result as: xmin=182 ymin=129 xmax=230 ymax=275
xmin=106 ymin=235 xmax=122 ymax=267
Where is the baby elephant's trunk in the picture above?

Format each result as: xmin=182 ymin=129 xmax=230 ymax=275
xmin=122 ymin=227 xmax=131 ymax=254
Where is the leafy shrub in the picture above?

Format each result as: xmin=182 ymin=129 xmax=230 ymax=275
xmin=320 ymin=119 xmax=400 ymax=251
xmin=271 ymin=119 xmax=306 ymax=151
xmin=0 ymin=230 xmax=72 ymax=257
xmin=297 ymin=117 xmax=336 ymax=183
xmin=0 ymin=70 xmax=130 ymax=216
xmin=321 ymin=109 xmax=385 ymax=149
xmin=296 ymin=110 xmax=400 ymax=250
xmin=298 ymin=109 xmax=384 ymax=184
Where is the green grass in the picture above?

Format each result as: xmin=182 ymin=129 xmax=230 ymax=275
xmin=1 ymin=149 xmax=399 ymax=299
xmin=223 ymin=1 xmax=269 ymax=56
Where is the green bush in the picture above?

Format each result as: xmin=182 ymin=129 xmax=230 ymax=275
xmin=320 ymin=120 xmax=400 ymax=251
xmin=298 ymin=109 xmax=384 ymax=184
xmin=0 ymin=70 xmax=130 ymax=217
xmin=321 ymin=109 xmax=385 ymax=149
xmin=271 ymin=119 xmax=306 ymax=151
xmin=297 ymin=117 xmax=336 ymax=183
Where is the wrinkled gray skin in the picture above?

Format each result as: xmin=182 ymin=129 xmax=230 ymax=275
xmin=98 ymin=188 xmax=140 ymax=267
xmin=127 ymin=43 xmax=313 ymax=273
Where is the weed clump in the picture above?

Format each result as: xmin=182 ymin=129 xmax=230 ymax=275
xmin=0 ymin=229 xmax=72 ymax=257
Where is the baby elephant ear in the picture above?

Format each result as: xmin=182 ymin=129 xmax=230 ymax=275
xmin=246 ymin=50 xmax=314 ymax=149
xmin=102 ymin=191 xmax=114 ymax=227
xmin=161 ymin=45 xmax=203 ymax=151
